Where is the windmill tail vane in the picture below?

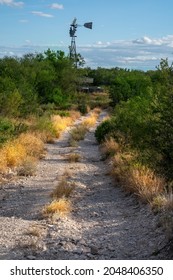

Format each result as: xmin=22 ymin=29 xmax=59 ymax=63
xmin=84 ymin=22 xmax=93 ymax=29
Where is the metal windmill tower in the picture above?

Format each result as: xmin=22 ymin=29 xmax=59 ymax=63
xmin=69 ymin=17 xmax=93 ymax=67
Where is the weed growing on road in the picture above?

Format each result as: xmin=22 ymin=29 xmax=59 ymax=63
xmin=51 ymin=178 xmax=75 ymax=199
xmin=67 ymin=153 xmax=81 ymax=163
xmin=43 ymin=199 xmax=72 ymax=217
xmin=69 ymin=124 xmax=88 ymax=143
xmin=82 ymin=112 xmax=97 ymax=128
xmin=17 ymin=156 xmax=37 ymax=176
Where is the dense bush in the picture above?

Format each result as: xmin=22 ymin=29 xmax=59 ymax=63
xmin=96 ymin=59 xmax=173 ymax=180
xmin=0 ymin=117 xmax=15 ymax=144
xmin=0 ymin=49 xmax=78 ymax=118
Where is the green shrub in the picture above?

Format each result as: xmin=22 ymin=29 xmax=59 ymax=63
xmin=95 ymin=118 xmax=116 ymax=143
xmin=33 ymin=116 xmax=56 ymax=138
xmin=0 ymin=117 xmax=15 ymax=144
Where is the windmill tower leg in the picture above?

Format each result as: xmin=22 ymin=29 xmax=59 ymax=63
xmin=69 ymin=36 xmax=77 ymax=68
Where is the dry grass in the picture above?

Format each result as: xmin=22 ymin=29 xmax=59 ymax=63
xmin=35 ymin=131 xmax=55 ymax=144
xmin=93 ymin=107 xmax=102 ymax=115
xmin=51 ymin=178 xmax=75 ymax=199
xmin=67 ymin=153 xmax=81 ymax=163
xmin=82 ymin=112 xmax=97 ymax=128
xmin=51 ymin=115 xmax=72 ymax=138
xmin=43 ymin=198 xmax=72 ymax=217
xmin=0 ymin=132 xmax=44 ymax=173
xmin=17 ymin=132 xmax=45 ymax=158
xmin=68 ymin=139 xmax=78 ymax=147
xmin=17 ymin=156 xmax=37 ymax=176
xmin=130 ymin=167 xmax=165 ymax=202
xmin=0 ymin=151 xmax=7 ymax=173
xmin=2 ymin=141 xmax=27 ymax=167
xmin=69 ymin=110 xmax=81 ymax=121
xmin=101 ymin=137 xmax=120 ymax=158
xmin=69 ymin=124 xmax=88 ymax=142
xmin=0 ymin=112 xmax=82 ymax=175
xmin=26 ymin=225 xmax=43 ymax=237
xmin=151 ymin=192 xmax=173 ymax=211
xmin=111 ymin=152 xmax=165 ymax=203
xmin=151 ymin=195 xmax=168 ymax=210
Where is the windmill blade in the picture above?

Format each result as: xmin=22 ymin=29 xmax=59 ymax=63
xmin=84 ymin=22 xmax=93 ymax=29
xmin=71 ymin=17 xmax=77 ymax=26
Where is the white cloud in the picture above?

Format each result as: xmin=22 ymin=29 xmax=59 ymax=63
xmin=78 ymin=35 xmax=173 ymax=69
xmin=50 ymin=3 xmax=64 ymax=10
xmin=25 ymin=40 xmax=31 ymax=44
xmin=1 ymin=34 xmax=173 ymax=70
xmin=31 ymin=11 xmax=54 ymax=18
xmin=19 ymin=19 xmax=28 ymax=23
xmin=0 ymin=0 xmax=24 ymax=7
xmin=133 ymin=35 xmax=173 ymax=47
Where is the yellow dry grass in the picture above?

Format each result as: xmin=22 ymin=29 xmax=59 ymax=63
xmin=82 ymin=112 xmax=97 ymax=128
xmin=111 ymin=152 xmax=165 ymax=203
xmin=34 ymin=131 xmax=55 ymax=144
xmin=51 ymin=115 xmax=72 ymax=138
xmin=101 ymin=137 xmax=120 ymax=157
xmin=43 ymin=198 xmax=72 ymax=217
xmin=130 ymin=167 xmax=165 ymax=202
xmin=93 ymin=107 xmax=102 ymax=114
xmin=17 ymin=132 xmax=44 ymax=158
xmin=2 ymin=141 xmax=27 ymax=167
xmin=0 ymin=151 xmax=7 ymax=173
xmin=69 ymin=110 xmax=81 ymax=121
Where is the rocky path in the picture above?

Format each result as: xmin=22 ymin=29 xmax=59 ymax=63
xmin=0 ymin=112 xmax=168 ymax=260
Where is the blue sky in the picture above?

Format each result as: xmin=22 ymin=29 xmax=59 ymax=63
xmin=0 ymin=0 xmax=173 ymax=70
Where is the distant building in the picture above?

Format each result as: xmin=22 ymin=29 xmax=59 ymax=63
xmin=78 ymin=76 xmax=103 ymax=93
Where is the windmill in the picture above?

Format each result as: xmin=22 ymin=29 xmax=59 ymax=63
xmin=69 ymin=17 xmax=93 ymax=67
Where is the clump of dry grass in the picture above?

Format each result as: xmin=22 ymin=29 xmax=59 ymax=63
xmin=2 ymin=141 xmax=27 ymax=167
xmin=111 ymin=151 xmax=165 ymax=203
xmin=130 ymin=167 xmax=165 ymax=202
xmin=44 ymin=170 xmax=75 ymax=218
xmin=51 ymin=115 xmax=72 ymax=138
xmin=43 ymin=198 xmax=72 ymax=217
xmin=151 ymin=192 xmax=173 ymax=211
xmin=93 ymin=107 xmax=102 ymax=115
xmin=51 ymin=178 xmax=75 ymax=199
xmin=69 ymin=110 xmax=81 ymax=121
xmin=68 ymin=138 xmax=78 ymax=147
xmin=17 ymin=156 xmax=37 ymax=176
xmin=26 ymin=225 xmax=43 ymax=237
xmin=151 ymin=195 xmax=168 ymax=210
xmin=67 ymin=153 xmax=81 ymax=163
xmin=101 ymin=137 xmax=120 ymax=158
xmin=0 ymin=132 xmax=44 ymax=174
xmin=82 ymin=112 xmax=97 ymax=128
xmin=17 ymin=132 xmax=45 ymax=158
xmin=0 ymin=151 xmax=7 ymax=174
xmin=69 ymin=124 xmax=88 ymax=143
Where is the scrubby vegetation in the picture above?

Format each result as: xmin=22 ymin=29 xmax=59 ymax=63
xmin=0 ymin=49 xmax=107 ymax=179
xmin=1 ymin=47 xmax=173 ymax=237
xmin=96 ymin=58 xmax=173 ymax=215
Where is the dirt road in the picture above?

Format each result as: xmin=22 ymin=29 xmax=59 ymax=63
xmin=0 ymin=112 xmax=168 ymax=259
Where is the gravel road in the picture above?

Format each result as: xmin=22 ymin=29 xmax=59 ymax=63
xmin=0 ymin=111 xmax=170 ymax=260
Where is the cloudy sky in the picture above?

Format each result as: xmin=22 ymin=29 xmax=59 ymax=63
xmin=0 ymin=0 xmax=173 ymax=70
